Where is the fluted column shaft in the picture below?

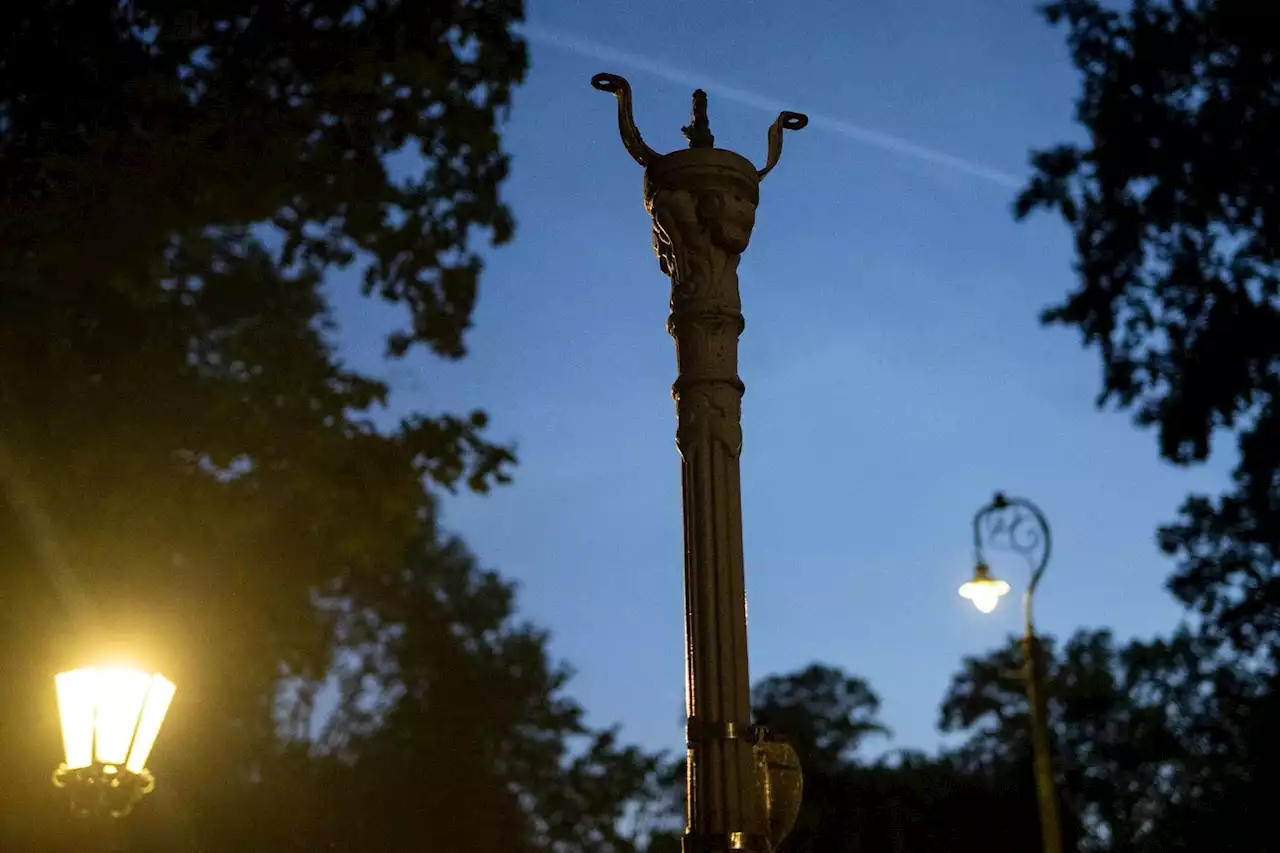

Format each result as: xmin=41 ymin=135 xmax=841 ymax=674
xmin=648 ymin=149 xmax=763 ymax=853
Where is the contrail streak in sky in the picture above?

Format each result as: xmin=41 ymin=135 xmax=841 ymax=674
xmin=522 ymin=23 xmax=1023 ymax=189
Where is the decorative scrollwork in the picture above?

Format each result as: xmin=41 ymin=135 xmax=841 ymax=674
xmin=973 ymin=492 xmax=1053 ymax=593
xmin=981 ymin=504 xmax=1045 ymax=564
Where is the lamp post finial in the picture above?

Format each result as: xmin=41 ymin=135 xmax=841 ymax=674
xmin=683 ymin=89 xmax=715 ymax=149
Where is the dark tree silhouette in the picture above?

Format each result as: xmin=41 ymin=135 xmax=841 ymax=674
xmin=752 ymin=664 xmax=890 ymax=774
xmin=1014 ymin=3 xmax=1280 ymax=848
xmin=286 ymin=529 xmax=669 ymax=853
xmin=940 ymin=626 xmax=1280 ymax=852
xmin=0 ymin=2 xmax=674 ymax=851
xmin=116 ymin=527 xmax=667 ymax=853
xmin=800 ymin=754 xmax=1043 ymax=853
xmin=650 ymin=664 xmax=1042 ymax=853
xmin=1016 ymin=0 xmax=1280 ymax=652
xmin=0 ymin=0 xmax=525 ymax=692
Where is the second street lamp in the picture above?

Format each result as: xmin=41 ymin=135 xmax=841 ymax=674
xmin=959 ymin=492 xmax=1064 ymax=853
xmin=53 ymin=665 xmax=177 ymax=819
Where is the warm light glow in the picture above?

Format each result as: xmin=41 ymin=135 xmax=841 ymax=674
xmin=959 ymin=577 xmax=1011 ymax=614
xmin=55 ymin=670 xmax=97 ymax=770
xmin=55 ymin=667 xmax=176 ymax=774
xmin=125 ymin=675 xmax=176 ymax=774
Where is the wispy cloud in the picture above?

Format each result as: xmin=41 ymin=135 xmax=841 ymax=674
xmin=522 ymin=23 xmax=1023 ymax=189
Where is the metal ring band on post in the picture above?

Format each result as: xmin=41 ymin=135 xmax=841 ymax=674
xmin=686 ymin=716 xmax=746 ymax=746
xmin=683 ymin=831 xmax=772 ymax=853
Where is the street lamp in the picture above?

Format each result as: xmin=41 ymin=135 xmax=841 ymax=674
xmin=52 ymin=666 xmax=176 ymax=818
xmin=592 ymin=75 xmax=806 ymax=853
xmin=960 ymin=492 xmax=1063 ymax=853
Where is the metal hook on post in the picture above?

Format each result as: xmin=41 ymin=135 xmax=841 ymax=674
xmin=591 ymin=72 xmax=808 ymax=181
xmin=590 ymin=73 xmax=661 ymax=167
xmin=757 ymin=112 xmax=808 ymax=179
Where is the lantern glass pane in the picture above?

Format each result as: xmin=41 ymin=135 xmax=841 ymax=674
xmin=93 ymin=668 xmax=151 ymax=766
xmin=125 ymin=674 xmax=176 ymax=774
xmin=55 ymin=669 xmax=98 ymax=770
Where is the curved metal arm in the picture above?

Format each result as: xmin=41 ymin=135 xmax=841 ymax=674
xmin=591 ymin=73 xmax=661 ymax=167
xmin=972 ymin=492 xmax=1052 ymax=636
xmin=757 ymin=111 xmax=809 ymax=179
xmin=593 ymin=72 xmax=809 ymax=179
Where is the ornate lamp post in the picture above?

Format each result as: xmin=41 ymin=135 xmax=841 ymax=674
xmin=959 ymin=493 xmax=1063 ymax=853
xmin=52 ymin=665 xmax=176 ymax=819
xmin=591 ymin=74 xmax=805 ymax=853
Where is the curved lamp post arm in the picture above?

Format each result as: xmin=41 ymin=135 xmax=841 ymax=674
xmin=972 ymin=492 xmax=1052 ymax=638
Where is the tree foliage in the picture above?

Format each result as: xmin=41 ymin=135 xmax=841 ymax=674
xmin=650 ymin=664 xmax=1043 ymax=853
xmin=1 ymin=0 xmax=521 ymax=746
xmin=803 ymin=754 xmax=1043 ymax=853
xmin=297 ymin=529 xmax=667 ymax=853
xmin=1004 ymin=2 xmax=1280 ymax=847
xmin=752 ymin=664 xmax=890 ymax=774
xmin=1016 ymin=0 xmax=1280 ymax=651
xmin=0 ymin=3 xmax=664 ymax=852
xmin=941 ymin=627 xmax=1280 ymax=852
xmin=53 ymin=524 xmax=666 ymax=853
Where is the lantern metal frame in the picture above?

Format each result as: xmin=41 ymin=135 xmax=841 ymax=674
xmin=53 ymin=761 xmax=156 ymax=819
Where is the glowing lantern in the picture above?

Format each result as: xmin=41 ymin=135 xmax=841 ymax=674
xmin=53 ymin=666 xmax=176 ymax=817
xmin=958 ymin=562 xmax=1011 ymax=614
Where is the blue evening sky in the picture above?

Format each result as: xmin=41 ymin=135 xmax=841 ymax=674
xmin=330 ymin=0 xmax=1232 ymax=756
